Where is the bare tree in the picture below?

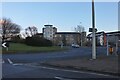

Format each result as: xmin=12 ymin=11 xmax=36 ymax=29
xmin=25 ymin=26 xmax=38 ymax=37
xmin=74 ymin=23 xmax=85 ymax=46
xmin=0 ymin=18 xmax=21 ymax=41
xmin=75 ymin=25 xmax=85 ymax=33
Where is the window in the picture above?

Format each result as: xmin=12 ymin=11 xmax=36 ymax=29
xmin=55 ymin=35 xmax=57 ymax=37
xmin=50 ymin=35 xmax=52 ymax=37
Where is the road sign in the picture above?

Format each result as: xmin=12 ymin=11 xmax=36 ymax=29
xmin=2 ymin=42 xmax=7 ymax=48
xmin=2 ymin=42 xmax=9 ymax=48
xmin=89 ymin=28 xmax=97 ymax=32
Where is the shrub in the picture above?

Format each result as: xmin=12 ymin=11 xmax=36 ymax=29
xmin=11 ymin=35 xmax=25 ymax=43
xmin=25 ymin=36 xmax=52 ymax=47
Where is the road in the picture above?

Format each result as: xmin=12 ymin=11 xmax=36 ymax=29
xmin=2 ymin=47 xmax=119 ymax=79
xmin=2 ymin=47 xmax=107 ymax=63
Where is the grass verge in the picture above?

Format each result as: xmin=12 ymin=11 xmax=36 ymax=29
xmin=2 ymin=43 xmax=68 ymax=54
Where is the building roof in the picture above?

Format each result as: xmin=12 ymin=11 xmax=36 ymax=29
xmin=36 ymin=33 xmax=43 ymax=35
xmin=87 ymin=31 xmax=120 ymax=38
xmin=87 ymin=31 xmax=105 ymax=36
xmin=53 ymin=27 xmax=57 ymax=29
xmin=56 ymin=32 xmax=82 ymax=34
xmin=106 ymin=31 xmax=120 ymax=35
xmin=44 ymin=24 xmax=53 ymax=26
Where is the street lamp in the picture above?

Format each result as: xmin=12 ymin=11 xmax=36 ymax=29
xmin=92 ymin=0 xmax=96 ymax=59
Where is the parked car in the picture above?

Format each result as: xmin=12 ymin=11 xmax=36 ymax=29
xmin=71 ymin=44 xmax=80 ymax=48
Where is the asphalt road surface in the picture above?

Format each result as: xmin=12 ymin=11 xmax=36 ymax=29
xmin=2 ymin=47 xmax=108 ymax=63
xmin=2 ymin=47 xmax=119 ymax=79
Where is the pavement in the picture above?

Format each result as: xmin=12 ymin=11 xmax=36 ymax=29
xmin=41 ymin=54 xmax=119 ymax=77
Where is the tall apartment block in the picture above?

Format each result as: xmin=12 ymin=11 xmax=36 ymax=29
xmin=42 ymin=24 xmax=57 ymax=40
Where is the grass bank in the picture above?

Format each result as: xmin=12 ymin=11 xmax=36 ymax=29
xmin=2 ymin=43 xmax=68 ymax=54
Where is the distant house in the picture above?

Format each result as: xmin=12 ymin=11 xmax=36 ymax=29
xmin=35 ymin=33 xmax=43 ymax=38
xmin=87 ymin=31 xmax=106 ymax=46
xmin=54 ymin=32 xmax=86 ymax=46
xmin=40 ymin=24 xmax=87 ymax=46
xmin=87 ymin=31 xmax=120 ymax=46
xmin=42 ymin=24 xmax=57 ymax=41
xmin=106 ymin=31 xmax=120 ymax=46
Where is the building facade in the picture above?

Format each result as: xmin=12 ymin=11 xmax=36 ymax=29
xmin=53 ymin=32 xmax=86 ymax=46
xmin=87 ymin=31 xmax=120 ymax=46
xmin=42 ymin=24 xmax=57 ymax=40
xmin=106 ymin=31 xmax=120 ymax=46
xmin=41 ymin=24 xmax=86 ymax=46
xmin=54 ymin=32 xmax=86 ymax=46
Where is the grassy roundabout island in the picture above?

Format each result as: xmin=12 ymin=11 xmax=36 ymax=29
xmin=2 ymin=43 xmax=68 ymax=54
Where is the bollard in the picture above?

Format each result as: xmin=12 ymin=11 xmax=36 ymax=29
xmin=109 ymin=46 xmax=113 ymax=54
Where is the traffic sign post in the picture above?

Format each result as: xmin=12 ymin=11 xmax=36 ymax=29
xmin=92 ymin=0 xmax=96 ymax=59
xmin=89 ymin=28 xmax=97 ymax=32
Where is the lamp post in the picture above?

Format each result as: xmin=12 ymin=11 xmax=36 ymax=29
xmin=92 ymin=0 xmax=96 ymax=59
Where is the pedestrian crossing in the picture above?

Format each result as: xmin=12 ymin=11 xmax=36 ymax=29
xmin=0 ymin=59 xmax=26 ymax=66
xmin=0 ymin=58 xmax=13 ymax=64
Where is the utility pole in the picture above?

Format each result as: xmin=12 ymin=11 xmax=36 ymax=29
xmin=92 ymin=0 xmax=96 ymax=59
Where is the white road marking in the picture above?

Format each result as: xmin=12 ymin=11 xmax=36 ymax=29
xmin=27 ymin=64 xmax=116 ymax=77
xmin=7 ymin=58 xmax=25 ymax=66
xmin=13 ymin=63 xmax=24 ymax=66
xmin=54 ymin=76 xmax=65 ymax=80
xmin=2 ymin=59 xmax=117 ymax=78
xmin=55 ymin=76 xmax=75 ymax=80
xmin=7 ymin=58 xmax=13 ymax=64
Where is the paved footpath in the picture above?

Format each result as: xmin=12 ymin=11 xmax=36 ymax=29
xmin=42 ymin=54 xmax=119 ymax=77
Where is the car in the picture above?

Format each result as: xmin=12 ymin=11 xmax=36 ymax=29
xmin=71 ymin=44 xmax=80 ymax=48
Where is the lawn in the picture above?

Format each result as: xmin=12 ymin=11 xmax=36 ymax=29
xmin=2 ymin=43 xmax=68 ymax=54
